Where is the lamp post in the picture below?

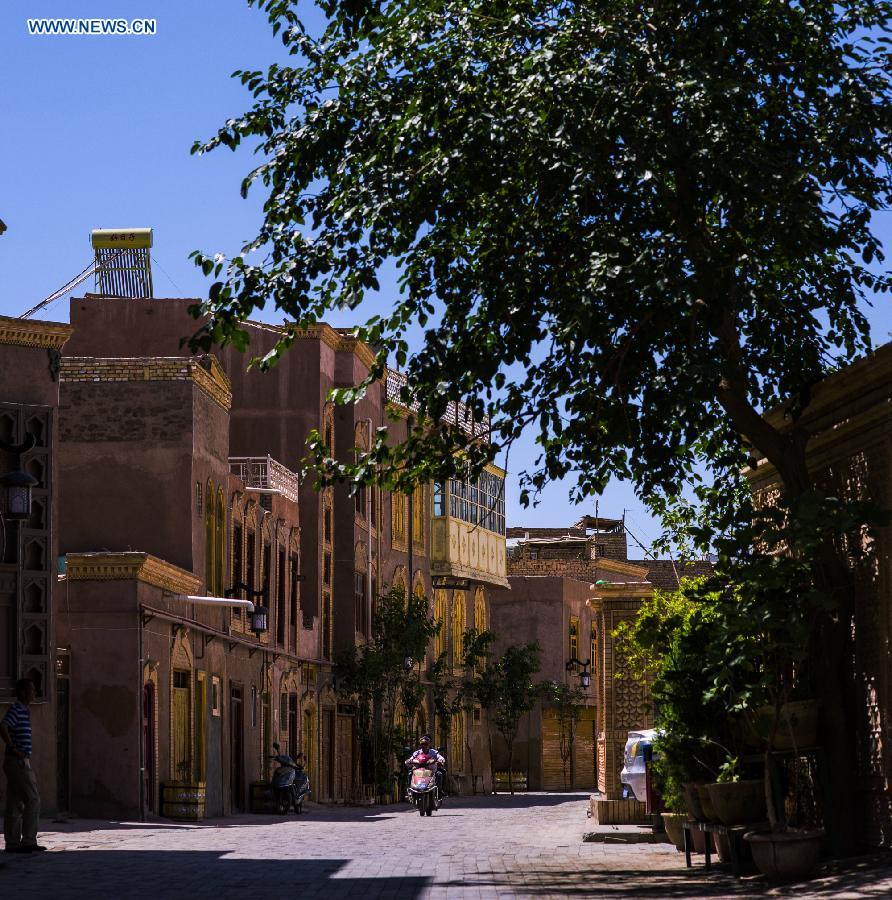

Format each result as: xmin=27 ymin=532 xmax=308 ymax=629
xmin=565 ymin=657 xmax=592 ymax=690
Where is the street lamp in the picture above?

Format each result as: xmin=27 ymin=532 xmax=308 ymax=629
xmin=0 ymin=468 xmax=38 ymax=521
xmin=0 ymin=434 xmax=38 ymax=522
xmin=226 ymin=581 xmax=270 ymax=634
xmin=566 ymin=657 xmax=592 ymax=690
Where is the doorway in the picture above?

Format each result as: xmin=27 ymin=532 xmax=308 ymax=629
xmin=142 ymin=683 xmax=156 ymax=812
xmin=55 ymin=650 xmax=70 ymax=812
xmin=288 ymin=694 xmax=299 ymax=757
xmin=172 ymin=670 xmax=191 ymax=782
xmin=230 ymin=683 xmax=244 ymax=811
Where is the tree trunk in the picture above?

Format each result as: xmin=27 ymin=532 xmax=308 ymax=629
xmin=717 ymin=373 xmax=858 ymax=855
xmin=487 ymin=725 xmax=495 ymax=795
xmin=507 ymin=738 xmax=514 ymax=795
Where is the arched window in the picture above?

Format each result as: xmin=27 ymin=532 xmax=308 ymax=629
xmin=205 ymin=479 xmax=215 ymax=592
xmin=354 ymin=422 xmax=368 ymax=519
xmin=452 ymin=590 xmax=466 ymax=669
xmin=392 ymin=492 xmax=406 ymax=545
xmin=474 ymin=586 xmax=486 ymax=634
xmin=569 ymin=616 xmax=580 ymax=667
xmin=215 ymin=487 xmax=225 ymax=595
xmin=434 ymin=590 xmax=447 ymax=660
xmin=412 ymin=484 xmax=425 ymax=548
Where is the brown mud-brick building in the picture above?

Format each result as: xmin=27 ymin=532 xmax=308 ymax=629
xmin=59 ymin=293 xmax=507 ymax=807
xmin=0 ymin=314 xmax=72 ymax=818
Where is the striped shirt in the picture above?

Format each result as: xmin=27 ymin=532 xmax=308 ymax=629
xmin=2 ymin=701 xmax=32 ymax=757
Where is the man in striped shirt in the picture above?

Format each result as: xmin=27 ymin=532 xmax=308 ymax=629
xmin=1 ymin=678 xmax=45 ymax=853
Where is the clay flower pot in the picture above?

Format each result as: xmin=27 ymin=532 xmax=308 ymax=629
xmin=696 ymin=783 xmax=719 ymax=821
xmin=682 ymin=782 xmax=707 ymax=821
xmin=706 ymin=780 xmax=766 ymax=826
xmin=661 ymin=812 xmax=688 ymax=852
xmin=744 ymin=829 xmax=824 ymax=879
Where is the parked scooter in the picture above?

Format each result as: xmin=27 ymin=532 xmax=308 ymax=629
xmin=270 ymin=742 xmax=311 ymax=814
xmin=406 ymin=751 xmax=440 ymax=816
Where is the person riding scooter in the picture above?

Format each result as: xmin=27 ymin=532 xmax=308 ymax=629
xmin=405 ymin=735 xmax=446 ymax=798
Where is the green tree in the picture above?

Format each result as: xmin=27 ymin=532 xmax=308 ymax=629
xmin=481 ymin=642 xmax=544 ymax=794
xmin=193 ymin=0 xmax=892 ymax=850
xmin=335 ymin=587 xmax=438 ymax=795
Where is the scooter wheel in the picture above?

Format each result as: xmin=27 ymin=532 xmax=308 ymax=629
xmin=425 ymin=805 xmax=433 ymax=816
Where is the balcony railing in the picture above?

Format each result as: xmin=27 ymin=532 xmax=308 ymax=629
xmin=385 ymin=369 xmax=490 ymax=440
xmin=229 ymin=455 xmax=300 ymax=504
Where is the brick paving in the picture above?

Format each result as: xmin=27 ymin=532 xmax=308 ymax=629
xmin=2 ymin=793 xmax=891 ymax=898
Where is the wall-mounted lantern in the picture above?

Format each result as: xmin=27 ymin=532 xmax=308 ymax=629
xmin=226 ymin=581 xmax=270 ymax=634
xmin=0 ymin=468 xmax=38 ymax=520
xmin=566 ymin=657 xmax=592 ymax=690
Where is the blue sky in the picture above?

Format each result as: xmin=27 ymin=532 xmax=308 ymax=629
xmin=1 ymin=2 xmax=889 ymax=550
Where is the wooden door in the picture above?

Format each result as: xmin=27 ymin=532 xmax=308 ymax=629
xmin=321 ymin=709 xmax=335 ymax=800
xmin=336 ymin=714 xmax=354 ymax=800
xmin=143 ymin=683 xmax=156 ymax=811
xmin=172 ymin=670 xmax=191 ymax=782
xmin=575 ymin=708 xmax=598 ymax=790
xmin=230 ymin=684 xmax=244 ymax=811
xmin=195 ymin=674 xmax=208 ymax=782
xmin=288 ymin=694 xmax=299 ymax=757
xmin=542 ymin=709 xmax=568 ymax=790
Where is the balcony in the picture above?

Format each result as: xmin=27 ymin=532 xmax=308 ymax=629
xmin=229 ymin=456 xmax=300 ymax=504
xmin=430 ymin=464 xmax=508 ymax=588
xmin=385 ymin=370 xmax=491 ymax=440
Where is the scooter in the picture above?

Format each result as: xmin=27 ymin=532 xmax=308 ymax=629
xmin=271 ymin=742 xmax=311 ymax=814
xmin=407 ymin=752 xmax=440 ymax=817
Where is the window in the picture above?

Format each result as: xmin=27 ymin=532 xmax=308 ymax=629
xmin=277 ymin=547 xmax=287 ymax=645
xmin=569 ymin=616 xmax=580 ymax=667
xmin=289 ymin=552 xmax=299 ymax=648
xmin=211 ymin=676 xmax=221 ymax=716
xmin=433 ymin=482 xmax=445 ymax=517
xmin=232 ymin=520 xmax=243 ymax=626
xmin=392 ymin=492 xmax=406 ymax=545
xmin=246 ymin=530 xmax=256 ymax=593
xmin=452 ymin=591 xmax=466 ymax=669
xmin=355 ymin=484 xmax=366 ymax=517
xmin=216 ymin=489 xmax=225 ymax=595
xmin=263 ymin=541 xmax=271 ymax=603
xmin=323 ymin=551 xmax=332 ymax=586
xmin=369 ymin=487 xmax=377 ymax=530
xmin=474 ymin=587 xmax=486 ymax=634
xmin=590 ymin=623 xmax=597 ymax=676
xmin=447 ymin=468 xmax=505 ymax=534
xmin=322 ymin=591 xmax=332 ymax=660
xmin=434 ymin=590 xmax=447 ymax=659
xmin=205 ymin=479 xmax=215 ymax=592
xmin=354 ymin=571 xmax=367 ymax=634
xmin=323 ymin=492 xmax=333 ymax=544
xmin=412 ymin=485 xmax=425 ymax=548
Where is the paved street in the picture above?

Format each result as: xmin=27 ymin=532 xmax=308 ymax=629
xmin=2 ymin=793 xmax=891 ymax=899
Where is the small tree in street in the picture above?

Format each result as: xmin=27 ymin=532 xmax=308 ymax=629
xmin=484 ymin=643 xmax=544 ymax=795
xmin=543 ymin=681 xmax=586 ymax=790
xmin=335 ymin=587 xmax=438 ymax=797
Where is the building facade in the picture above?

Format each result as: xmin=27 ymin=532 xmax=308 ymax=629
xmin=0 ymin=314 xmax=72 ymax=818
xmin=59 ymin=293 xmax=505 ymax=805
